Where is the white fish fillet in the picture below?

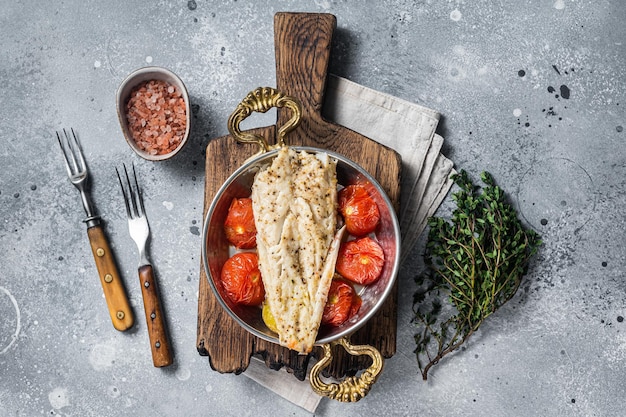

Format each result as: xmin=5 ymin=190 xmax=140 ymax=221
xmin=251 ymin=147 xmax=341 ymax=353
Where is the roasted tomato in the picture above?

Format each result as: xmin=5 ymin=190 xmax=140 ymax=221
xmin=349 ymin=293 xmax=362 ymax=318
xmin=336 ymin=237 xmax=385 ymax=285
xmin=322 ymin=278 xmax=361 ymax=326
xmin=220 ymin=252 xmax=265 ymax=306
xmin=224 ymin=197 xmax=256 ymax=249
xmin=338 ymin=185 xmax=380 ymax=236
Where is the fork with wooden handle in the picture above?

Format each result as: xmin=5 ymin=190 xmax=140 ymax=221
xmin=56 ymin=128 xmax=134 ymax=332
xmin=116 ymin=164 xmax=173 ymax=367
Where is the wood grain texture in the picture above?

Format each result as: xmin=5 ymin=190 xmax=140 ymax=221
xmin=86 ymin=224 xmax=134 ymax=332
xmin=138 ymin=264 xmax=173 ymax=367
xmin=196 ymin=12 xmax=401 ymax=380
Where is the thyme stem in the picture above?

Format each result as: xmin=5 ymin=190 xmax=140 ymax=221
xmin=412 ymin=170 xmax=541 ymax=380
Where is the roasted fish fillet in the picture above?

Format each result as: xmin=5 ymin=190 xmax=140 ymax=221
xmin=251 ymin=146 xmax=342 ymax=353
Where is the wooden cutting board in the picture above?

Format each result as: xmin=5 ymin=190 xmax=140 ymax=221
xmin=196 ymin=12 xmax=401 ymax=381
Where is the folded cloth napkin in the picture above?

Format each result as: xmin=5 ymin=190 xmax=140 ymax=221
xmin=244 ymin=357 xmax=321 ymax=412
xmin=323 ymin=75 xmax=456 ymax=263
xmin=243 ymin=74 xmax=455 ymax=411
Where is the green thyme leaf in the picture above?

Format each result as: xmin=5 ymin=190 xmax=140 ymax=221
xmin=412 ymin=170 xmax=541 ymax=380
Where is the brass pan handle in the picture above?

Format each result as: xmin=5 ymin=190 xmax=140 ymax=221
xmin=227 ymin=87 xmax=302 ymax=154
xmin=309 ymin=337 xmax=383 ymax=402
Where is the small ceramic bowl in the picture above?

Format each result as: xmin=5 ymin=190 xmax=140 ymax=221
xmin=116 ymin=66 xmax=191 ymax=161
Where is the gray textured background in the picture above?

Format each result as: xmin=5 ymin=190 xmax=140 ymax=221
xmin=1 ymin=1 xmax=625 ymax=416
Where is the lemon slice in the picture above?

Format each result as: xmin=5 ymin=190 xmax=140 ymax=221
xmin=262 ymin=302 xmax=278 ymax=334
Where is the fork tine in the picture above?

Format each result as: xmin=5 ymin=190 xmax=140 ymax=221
xmin=63 ymin=128 xmax=79 ymax=174
xmin=56 ymin=128 xmax=86 ymax=177
xmin=131 ymin=164 xmax=146 ymax=218
xmin=56 ymin=131 xmax=74 ymax=176
xmin=63 ymin=129 xmax=77 ymax=174
xmin=116 ymin=166 xmax=132 ymax=219
xmin=67 ymin=128 xmax=86 ymax=174
xmin=122 ymin=164 xmax=140 ymax=218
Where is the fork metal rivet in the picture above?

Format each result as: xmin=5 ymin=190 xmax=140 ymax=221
xmin=155 ymin=341 xmax=161 ymax=348
xmin=104 ymin=274 xmax=113 ymax=283
xmin=96 ymin=248 xmax=105 ymax=257
xmin=116 ymin=311 xmax=125 ymax=320
xmin=150 ymin=312 xmax=156 ymax=319
xmin=144 ymin=281 xmax=150 ymax=288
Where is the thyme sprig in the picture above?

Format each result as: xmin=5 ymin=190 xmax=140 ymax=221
xmin=412 ymin=170 xmax=541 ymax=380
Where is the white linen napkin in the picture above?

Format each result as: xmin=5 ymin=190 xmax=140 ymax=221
xmin=244 ymin=357 xmax=321 ymax=412
xmin=322 ymin=75 xmax=456 ymax=263
xmin=243 ymin=74 xmax=455 ymax=412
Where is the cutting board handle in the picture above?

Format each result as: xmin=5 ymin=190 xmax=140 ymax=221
xmin=197 ymin=12 xmax=400 ymax=386
xmin=274 ymin=12 xmax=336 ymax=131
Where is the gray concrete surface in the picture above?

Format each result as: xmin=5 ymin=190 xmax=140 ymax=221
xmin=1 ymin=1 xmax=625 ymax=416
